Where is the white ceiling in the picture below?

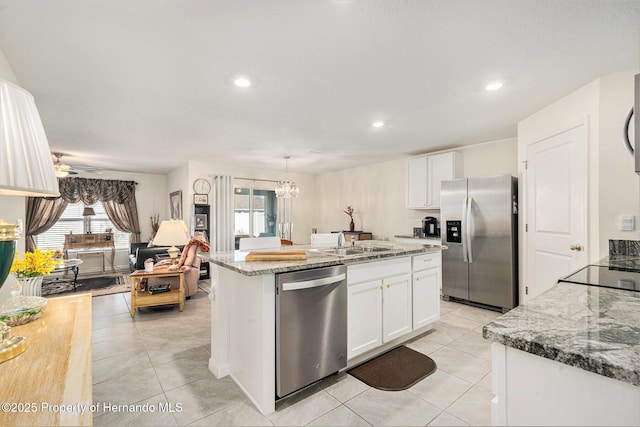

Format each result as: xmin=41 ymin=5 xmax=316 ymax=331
xmin=0 ymin=0 xmax=639 ymax=175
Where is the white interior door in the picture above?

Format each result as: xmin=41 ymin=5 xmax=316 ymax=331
xmin=525 ymin=124 xmax=587 ymax=301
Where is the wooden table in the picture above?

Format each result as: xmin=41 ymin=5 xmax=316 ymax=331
xmin=129 ymin=267 xmax=185 ymax=318
xmin=0 ymin=294 xmax=92 ymax=426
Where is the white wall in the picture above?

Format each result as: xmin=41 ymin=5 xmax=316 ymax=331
xmin=0 ymin=48 xmax=18 ymax=84
xmin=597 ymin=69 xmax=640 ymax=252
xmin=313 ymin=138 xmax=518 ymax=241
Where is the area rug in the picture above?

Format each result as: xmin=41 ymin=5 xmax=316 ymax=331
xmin=348 ymin=345 xmax=437 ymax=391
xmin=42 ymin=273 xmax=131 ymax=298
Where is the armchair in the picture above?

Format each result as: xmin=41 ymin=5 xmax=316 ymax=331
xmin=146 ymin=236 xmax=209 ymax=298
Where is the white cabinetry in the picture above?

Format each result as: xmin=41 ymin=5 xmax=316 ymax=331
xmin=492 ymin=343 xmax=640 ymax=426
xmin=382 ymin=273 xmax=412 ymax=342
xmin=412 ymin=252 xmax=441 ymax=329
xmin=347 ymin=257 xmax=412 ymax=360
xmin=406 ymin=152 xmax=462 ymax=209
xmin=347 ymin=280 xmax=383 ymax=356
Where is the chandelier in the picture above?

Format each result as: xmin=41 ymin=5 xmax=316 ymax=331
xmin=275 ymin=157 xmax=299 ymax=198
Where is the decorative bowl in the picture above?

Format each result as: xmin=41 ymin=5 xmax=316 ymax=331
xmin=0 ymin=296 xmax=48 ymax=326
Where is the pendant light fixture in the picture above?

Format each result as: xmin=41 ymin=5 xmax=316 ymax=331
xmin=275 ymin=156 xmax=299 ymax=199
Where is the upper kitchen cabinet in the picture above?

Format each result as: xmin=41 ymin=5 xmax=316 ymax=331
xmin=406 ymin=152 xmax=462 ymax=209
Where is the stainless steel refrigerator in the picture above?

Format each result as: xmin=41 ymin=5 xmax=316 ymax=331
xmin=441 ymin=174 xmax=518 ymax=311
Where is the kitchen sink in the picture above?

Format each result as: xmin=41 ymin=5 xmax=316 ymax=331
xmin=316 ymin=244 xmax=397 ymax=257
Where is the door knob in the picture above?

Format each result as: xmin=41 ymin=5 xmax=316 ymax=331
xmin=569 ymin=244 xmax=583 ymax=251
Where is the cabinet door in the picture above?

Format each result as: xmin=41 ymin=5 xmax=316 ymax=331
xmin=412 ymin=268 xmax=440 ymax=329
xmin=382 ymin=273 xmax=412 ymax=343
xmin=347 ymin=280 xmax=383 ymax=359
xmin=407 ymin=157 xmax=428 ymax=208
xmin=427 ymin=152 xmax=457 ymax=209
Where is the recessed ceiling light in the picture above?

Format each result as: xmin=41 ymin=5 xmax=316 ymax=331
xmin=372 ymin=121 xmax=385 ymax=128
xmin=485 ymin=81 xmax=503 ymax=91
xmin=233 ymin=77 xmax=251 ymax=88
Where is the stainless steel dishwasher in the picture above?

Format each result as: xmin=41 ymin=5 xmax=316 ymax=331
xmin=276 ymin=265 xmax=347 ymax=398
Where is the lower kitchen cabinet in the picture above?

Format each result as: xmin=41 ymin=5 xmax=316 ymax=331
xmin=412 ymin=268 xmax=440 ymax=329
xmin=347 ymin=273 xmax=412 ymax=360
xmin=382 ymin=273 xmax=412 ymax=342
xmin=347 ymin=279 xmax=383 ymax=357
xmin=412 ymin=252 xmax=441 ymax=329
xmin=347 ymin=256 xmax=413 ymax=360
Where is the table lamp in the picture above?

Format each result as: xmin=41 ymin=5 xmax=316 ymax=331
xmin=0 ymin=79 xmax=59 ymax=363
xmin=82 ymin=206 xmax=96 ymax=233
xmin=152 ymin=220 xmax=189 ymax=270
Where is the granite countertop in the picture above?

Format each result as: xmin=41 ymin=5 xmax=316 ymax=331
xmin=483 ymin=281 xmax=640 ymax=386
xmin=201 ymin=240 xmax=443 ymax=276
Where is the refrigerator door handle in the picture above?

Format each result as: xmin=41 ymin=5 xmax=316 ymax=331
xmin=462 ymin=196 xmax=468 ymax=262
xmin=466 ymin=196 xmax=474 ymax=263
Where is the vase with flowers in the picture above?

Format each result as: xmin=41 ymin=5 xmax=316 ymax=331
xmin=10 ymin=248 xmax=57 ymax=297
xmin=343 ymin=206 xmax=355 ymax=232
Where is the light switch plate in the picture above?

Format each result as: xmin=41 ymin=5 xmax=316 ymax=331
xmin=618 ymin=215 xmax=636 ymax=231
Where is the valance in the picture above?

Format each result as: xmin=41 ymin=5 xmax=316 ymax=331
xmin=57 ymin=177 xmax=136 ymax=204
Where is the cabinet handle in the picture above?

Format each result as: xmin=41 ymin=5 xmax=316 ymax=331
xmin=424 ymin=258 xmax=432 ymax=262
xmin=379 ymin=285 xmax=383 ymax=290
xmin=416 ymin=277 xmax=419 ymax=282
xmin=387 ymin=284 xmax=390 ymax=288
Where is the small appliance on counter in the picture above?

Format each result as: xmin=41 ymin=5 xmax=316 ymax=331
xmin=422 ymin=216 xmax=439 ymax=237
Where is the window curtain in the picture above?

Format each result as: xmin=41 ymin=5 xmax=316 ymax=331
xmin=26 ymin=177 xmax=141 ymax=248
xmin=25 ymin=197 xmax=68 ymax=252
xmin=212 ymin=176 xmax=234 ymax=251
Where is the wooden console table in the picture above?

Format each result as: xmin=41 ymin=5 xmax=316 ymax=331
xmin=0 ymin=294 xmax=92 ymax=426
xmin=129 ymin=267 xmax=185 ymax=318
xmin=63 ymin=233 xmax=115 ymax=273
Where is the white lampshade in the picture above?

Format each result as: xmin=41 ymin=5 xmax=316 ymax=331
xmin=0 ymin=80 xmax=59 ymax=197
xmin=153 ymin=220 xmax=189 ymax=247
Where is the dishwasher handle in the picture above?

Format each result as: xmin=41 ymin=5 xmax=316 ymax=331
xmin=281 ymin=273 xmax=346 ymax=291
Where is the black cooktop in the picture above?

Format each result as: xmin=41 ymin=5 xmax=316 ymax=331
xmin=559 ymin=265 xmax=640 ymax=292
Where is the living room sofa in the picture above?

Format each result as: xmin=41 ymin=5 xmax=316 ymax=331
xmin=129 ymin=243 xmax=185 ymax=272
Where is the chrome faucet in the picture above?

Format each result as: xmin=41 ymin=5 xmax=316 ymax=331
xmin=337 ymin=231 xmax=345 ymax=247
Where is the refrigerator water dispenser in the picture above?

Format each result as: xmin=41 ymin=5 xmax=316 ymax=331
xmin=446 ymin=221 xmax=462 ymax=243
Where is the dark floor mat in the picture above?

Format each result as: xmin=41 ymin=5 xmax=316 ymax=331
xmin=348 ymin=345 xmax=437 ymax=391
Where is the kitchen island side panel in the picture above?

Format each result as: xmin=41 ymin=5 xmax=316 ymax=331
xmin=209 ymin=264 xmax=276 ymax=415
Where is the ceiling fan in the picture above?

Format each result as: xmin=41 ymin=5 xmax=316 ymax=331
xmin=52 ymin=152 xmax=102 ymax=177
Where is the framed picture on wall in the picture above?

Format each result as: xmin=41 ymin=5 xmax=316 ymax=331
xmin=194 ymin=194 xmax=208 ymax=205
xmin=194 ymin=213 xmax=207 ymax=230
xmin=170 ymin=190 xmax=182 ymax=219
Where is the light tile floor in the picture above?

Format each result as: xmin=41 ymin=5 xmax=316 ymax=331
xmin=92 ymin=283 xmax=500 ymax=426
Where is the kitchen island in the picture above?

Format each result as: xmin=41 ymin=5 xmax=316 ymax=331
xmin=203 ymin=241 xmax=443 ymax=415
xmin=483 ymin=275 xmax=640 ymax=425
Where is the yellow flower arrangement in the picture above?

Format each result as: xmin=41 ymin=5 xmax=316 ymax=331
xmin=10 ymin=248 xmax=58 ymax=279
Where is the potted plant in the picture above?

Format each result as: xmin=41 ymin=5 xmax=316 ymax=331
xmin=10 ymin=248 xmax=57 ymax=296
xmin=343 ymin=206 xmax=355 ymax=232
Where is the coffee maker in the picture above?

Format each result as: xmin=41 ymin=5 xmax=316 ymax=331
xmin=422 ymin=216 xmax=439 ymax=237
